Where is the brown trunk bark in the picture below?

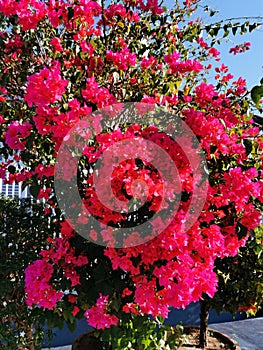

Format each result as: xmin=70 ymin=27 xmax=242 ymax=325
xmin=72 ymin=331 xmax=104 ymax=350
xmin=199 ymin=300 xmax=209 ymax=348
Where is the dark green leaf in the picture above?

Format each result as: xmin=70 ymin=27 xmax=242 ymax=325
xmin=8 ymin=165 xmax=16 ymax=174
xmin=236 ymin=223 xmax=248 ymax=239
xmin=210 ymin=10 xmax=217 ymax=17
xmin=205 ymin=25 xmax=211 ymax=33
xmin=240 ymin=23 xmax=247 ymax=33
xmin=232 ymin=26 xmax=238 ymax=35
xmin=68 ymin=7 xmax=74 ymax=21
xmin=212 ymin=26 xmax=220 ymax=36
xmin=29 ymin=184 xmax=41 ymax=199
xmin=243 ymin=139 xmax=253 ymax=156
xmin=249 ymin=23 xmax=258 ymax=32
xmin=223 ymin=29 xmax=229 ymax=38
xmin=251 ymin=85 xmax=263 ymax=108
xmin=223 ymin=23 xmax=229 ymax=32
xmin=66 ymin=319 xmax=76 ymax=333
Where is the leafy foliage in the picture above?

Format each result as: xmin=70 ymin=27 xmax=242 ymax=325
xmin=0 ymin=197 xmax=55 ymax=349
xmin=210 ymin=226 xmax=263 ymax=316
xmin=251 ymin=78 xmax=263 ymax=111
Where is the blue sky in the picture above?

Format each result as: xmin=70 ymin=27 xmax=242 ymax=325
xmin=164 ymin=0 xmax=263 ymax=89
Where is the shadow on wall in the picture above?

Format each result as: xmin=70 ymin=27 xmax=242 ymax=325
xmin=45 ymin=302 xmax=246 ymax=347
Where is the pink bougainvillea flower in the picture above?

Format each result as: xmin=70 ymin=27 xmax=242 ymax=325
xmin=106 ymin=47 xmax=137 ymax=71
xmin=195 ymin=83 xmax=216 ymax=106
xmin=50 ymin=37 xmax=63 ymax=52
xmin=24 ymin=61 xmax=68 ymax=107
xmin=72 ymin=306 xmax=80 ymax=316
xmin=0 ymin=114 xmax=6 ymax=124
xmin=5 ymin=121 xmax=31 ymax=151
xmin=25 ymin=260 xmax=63 ymax=310
xmin=84 ymin=294 xmax=119 ymax=329
xmin=82 ymin=77 xmax=116 ymax=108
xmin=229 ymin=42 xmax=251 ymax=55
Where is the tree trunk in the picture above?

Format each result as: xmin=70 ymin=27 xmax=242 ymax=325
xmin=199 ymin=300 xmax=209 ymax=348
xmin=72 ymin=331 xmax=104 ymax=350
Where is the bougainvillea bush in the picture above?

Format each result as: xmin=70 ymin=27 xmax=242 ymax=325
xmin=0 ymin=0 xmax=263 ymax=348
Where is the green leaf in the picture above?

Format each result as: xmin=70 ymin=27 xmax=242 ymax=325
xmin=232 ymin=26 xmax=238 ymax=35
xmin=236 ymin=223 xmax=248 ymax=240
xmin=251 ymin=85 xmax=263 ymax=108
xmin=47 ymin=314 xmax=63 ymax=329
xmin=208 ymin=28 xmax=214 ymax=37
xmin=205 ymin=25 xmax=211 ymax=33
xmin=240 ymin=23 xmax=247 ymax=34
xmin=67 ymin=7 xmax=74 ymax=21
xmin=243 ymin=139 xmax=253 ymax=156
xmin=210 ymin=10 xmax=217 ymax=17
xmin=223 ymin=24 xmax=229 ymax=32
xmin=66 ymin=319 xmax=76 ymax=333
xmin=212 ymin=26 xmax=220 ymax=36
xmin=249 ymin=23 xmax=259 ymax=32
xmin=156 ymin=315 xmax=164 ymax=324
xmin=29 ymin=184 xmax=41 ymax=199
xmin=223 ymin=29 xmax=229 ymax=38
xmin=7 ymin=165 xmax=16 ymax=174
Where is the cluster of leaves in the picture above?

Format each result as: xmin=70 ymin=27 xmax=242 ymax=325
xmin=0 ymin=196 xmax=56 ymax=349
xmin=251 ymin=78 xmax=263 ymax=112
xmin=97 ymin=315 xmax=187 ymax=350
xmin=204 ymin=18 xmax=262 ymax=44
xmin=211 ymin=225 xmax=263 ymax=316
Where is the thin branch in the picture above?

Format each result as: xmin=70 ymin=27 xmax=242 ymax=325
xmin=219 ymin=16 xmax=263 ymax=23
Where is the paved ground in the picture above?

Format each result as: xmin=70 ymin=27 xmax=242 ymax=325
xmin=43 ymin=317 xmax=263 ymax=350
xmin=210 ymin=317 xmax=263 ymax=350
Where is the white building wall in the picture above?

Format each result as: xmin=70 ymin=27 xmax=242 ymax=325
xmin=0 ymin=178 xmax=30 ymax=199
